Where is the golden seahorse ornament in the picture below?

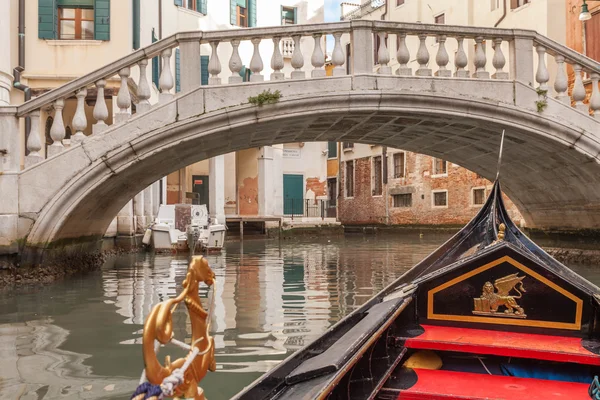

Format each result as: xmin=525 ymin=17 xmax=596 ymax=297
xmin=142 ymin=256 xmax=217 ymax=400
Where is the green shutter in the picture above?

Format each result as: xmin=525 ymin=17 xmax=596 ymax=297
xmin=293 ymin=7 xmax=297 ymax=24
xmin=328 ymin=142 xmax=337 ymax=158
xmin=38 ymin=0 xmax=57 ymax=39
xmin=230 ymin=0 xmax=236 ymax=25
xmin=57 ymin=0 xmax=93 ymax=6
xmin=174 ymin=0 xmax=183 ymax=6
xmin=201 ymin=55 xmax=209 ymax=85
xmin=152 ymin=29 xmax=160 ymax=88
xmin=132 ymin=0 xmax=140 ymax=49
xmin=248 ymin=0 xmax=256 ymax=27
xmin=94 ymin=0 xmax=110 ymax=41
xmin=175 ymin=49 xmax=181 ymax=93
xmin=198 ymin=0 xmax=207 ymax=14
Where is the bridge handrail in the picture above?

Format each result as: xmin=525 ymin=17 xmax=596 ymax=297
xmin=12 ymin=20 xmax=600 ymax=169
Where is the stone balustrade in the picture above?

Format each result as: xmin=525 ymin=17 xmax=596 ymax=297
xmin=6 ymin=20 xmax=600 ymax=170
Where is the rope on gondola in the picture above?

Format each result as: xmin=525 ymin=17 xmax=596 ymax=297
xmin=590 ymin=376 xmax=600 ymax=399
xmin=130 ymin=382 xmax=163 ymax=400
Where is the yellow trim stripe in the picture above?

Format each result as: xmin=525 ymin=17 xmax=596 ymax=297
xmin=427 ymin=255 xmax=583 ymax=331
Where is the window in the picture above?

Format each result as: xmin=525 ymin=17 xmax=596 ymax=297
xmin=396 ymin=0 xmax=405 ymax=5
xmin=432 ymin=158 xmax=447 ymax=175
xmin=491 ymin=0 xmax=500 ymax=10
xmin=343 ymin=142 xmax=354 ymax=150
xmin=433 ymin=191 xmax=448 ymax=207
xmin=511 ymin=0 xmax=530 ymax=9
xmin=373 ymin=156 xmax=383 ymax=196
xmin=473 ymin=188 xmax=486 ymax=205
xmin=328 ymin=142 xmax=337 ymax=159
xmin=59 ymin=8 xmax=94 ymax=40
xmin=231 ymin=0 xmax=255 ymax=27
xmin=282 ymin=6 xmax=297 ymax=25
xmin=237 ymin=3 xmax=248 ymax=27
xmin=393 ymin=193 xmax=412 ymax=207
xmin=393 ymin=152 xmax=405 ymax=178
xmin=345 ymin=161 xmax=355 ymax=197
xmin=434 ymin=13 xmax=445 ymax=24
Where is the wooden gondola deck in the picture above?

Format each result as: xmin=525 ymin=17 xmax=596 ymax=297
xmin=380 ymin=368 xmax=590 ymax=399
xmin=402 ymin=324 xmax=600 ymax=366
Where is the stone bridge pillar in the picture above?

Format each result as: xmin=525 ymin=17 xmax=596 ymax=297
xmin=258 ymin=146 xmax=283 ymax=216
xmin=209 ymin=156 xmax=225 ymax=224
xmin=0 ymin=110 xmax=19 ymax=254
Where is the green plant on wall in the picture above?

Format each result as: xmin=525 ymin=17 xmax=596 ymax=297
xmin=535 ymin=88 xmax=548 ymax=113
xmin=248 ymin=90 xmax=282 ymax=106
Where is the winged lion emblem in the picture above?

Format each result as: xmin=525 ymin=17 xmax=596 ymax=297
xmin=473 ymin=273 xmax=527 ymax=318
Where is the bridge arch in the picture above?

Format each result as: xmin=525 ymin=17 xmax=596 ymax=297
xmin=19 ymin=78 xmax=600 ymax=261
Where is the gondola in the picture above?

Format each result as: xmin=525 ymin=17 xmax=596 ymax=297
xmin=133 ymin=181 xmax=600 ymax=400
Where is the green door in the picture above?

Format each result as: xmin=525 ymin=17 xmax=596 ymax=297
xmin=283 ymin=174 xmax=303 ymax=215
xmin=192 ymin=175 xmax=209 ymax=208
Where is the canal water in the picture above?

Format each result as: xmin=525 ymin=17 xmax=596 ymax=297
xmin=0 ymin=234 xmax=597 ymax=400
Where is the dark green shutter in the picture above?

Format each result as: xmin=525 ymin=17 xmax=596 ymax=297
xmin=132 ymin=0 xmax=140 ymax=49
xmin=94 ymin=0 xmax=110 ymax=40
xmin=248 ymin=0 xmax=256 ymax=27
xmin=152 ymin=29 xmax=160 ymax=88
xmin=230 ymin=0 xmax=236 ymax=25
xmin=174 ymin=0 xmax=182 ymax=6
xmin=201 ymin=55 xmax=209 ymax=85
xmin=57 ymin=0 xmax=93 ymax=6
xmin=38 ymin=0 xmax=57 ymax=39
xmin=328 ymin=142 xmax=337 ymax=158
xmin=175 ymin=49 xmax=181 ymax=92
xmin=198 ymin=0 xmax=207 ymax=14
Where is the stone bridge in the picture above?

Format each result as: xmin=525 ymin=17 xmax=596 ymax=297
xmin=1 ymin=20 xmax=600 ymax=263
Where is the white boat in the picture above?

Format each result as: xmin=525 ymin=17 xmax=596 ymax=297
xmin=142 ymin=204 xmax=226 ymax=252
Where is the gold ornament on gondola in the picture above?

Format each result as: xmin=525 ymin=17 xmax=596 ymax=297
xmin=142 ymin=256 xmax=216 ymax=400
xmin=473 ymin=273 xmax=527 ymax=318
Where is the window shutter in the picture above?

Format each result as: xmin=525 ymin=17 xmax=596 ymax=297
xmin=199 ymin=0 xmax=207 ymax=14
xmin=248 ymin=0 xmax=257 ymax=27
xmin=175 ymin=49 xmax=181 ymax=92
xmin=174 ymin=0 xmax=183 ymax=6
xmin=94 ymin=0 xmax=110 ymax=41
xmin=293 ymin=7 xmax=297 ymax=24
xmin=152 ymin=29 xmax=160 ymax=88
xmin=230 ymin=0 xmax=236 ymax=25
xmin=201 ymin=55 xmax=209 ymax=85
xmin=38 ymin=0 xmax=57 ymax=39
xmin=328 ymin=142 xmax=337 ymax=158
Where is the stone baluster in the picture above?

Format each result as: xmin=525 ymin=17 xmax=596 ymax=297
xmin=377 ymin=32 xmax=391 ymax=75
xmin=492 ymin=38 xmax=508 ymax=79
xmin=311 ymin=33 xmax=326 ymax=78
xmin=208 ymin=41 xmax=221 ymax=85
xmin=48 ymin=98 xmax=66 ymax=157
xmin=332 ymin=32 xmax=345 ymax=76
xmin=250 ymin=38 xmax=264 ymax=82
xmin=590 ymin=73 xmax=600 ymax=119
xmin=271 ymin=37 xmax=285 ymax=80
xmin=116 ymin=67 xmax=131 ymax=123
xmin=454 ymin=36 xmax=469 ymax=78
xmin=553 ymin=55 xmax=569 ymax=104
xmin=535 ymin=45 xmax=549 ymax=91
xmin=159 ymin=48 xmax=174 ymax=102
xmin=137 ymin=59 xmax=151 ymax=113
xmin=229 ymin=39 xmax=243 ymax=83
xmin=415 ymin=34 xmax=431 ymax=77
xmin=435 ymin=35 xmax=450 ymax=77
xmin=25 ymin=110 xmax=43 ymax=168
xmin=572 ymin=64 xmax=587 ymax=112
xmin=93 ymin=79 xmax=109 ymax=134
xmin=291 ymin=35 xmax=305 ymax=79
xmin=396 ymin=32 xmax=411 ymax=76
xmin=472 ymin=37 xmax=489 ymax=79
xmin=71 ymin=88 xmax=88 ymax=144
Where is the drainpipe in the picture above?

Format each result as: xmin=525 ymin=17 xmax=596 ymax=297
xmin=13 ymin=0 xmax=31 ymax=154
xmin=158 ymin=0 xmax=163 ymax=39
xmin=494 ymin=0 xmax=508 ymax=27
xmin=382 ymin=146 xmax=389 ymax=225
xmin=381 ymin=0 xmax=390 ymax=20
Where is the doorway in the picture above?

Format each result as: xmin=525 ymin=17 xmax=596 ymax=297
xmin=283 ymin=174 xmax=303 ymax=215
xmin=192 ymin=175 xmax=209 ymax=208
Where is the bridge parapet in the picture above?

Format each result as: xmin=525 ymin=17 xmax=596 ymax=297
xmin=4 ymin=20 xmax=598 ymax=170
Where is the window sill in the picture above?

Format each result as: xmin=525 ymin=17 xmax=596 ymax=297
xmin=432 ymin=205 xmax=449 ymax=209
xmin=176 ymin=6 xmax=207 ymax=17
xmin=511 ymin=2 xmax=531 ymax=12
xmin=431 ymin=173 xmax=448 ymax=178
xmin=46 ymin=39 xmax=104 ymax=46
xmin=327 ymin=157 xmax=338 ymax=160
xmin=343 ymin=148 xmax=354 ymax=152
xmin=372 ymin=194 xmax=383 ymax=198
xmin=471 ymin=203 xmax=484 ymax=208
xmin=345 ymin=196 xmax=354 ymax=200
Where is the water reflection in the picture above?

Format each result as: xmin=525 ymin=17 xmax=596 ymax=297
xmin=4 ymin=232 xmax=587 ymax=399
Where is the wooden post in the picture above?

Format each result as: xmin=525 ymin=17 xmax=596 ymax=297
xmin=240 ymin=220 xmax=244 ymax=241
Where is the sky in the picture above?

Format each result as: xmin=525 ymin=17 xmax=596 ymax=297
xmin=324 ymin=0 xmax=344 ymax=22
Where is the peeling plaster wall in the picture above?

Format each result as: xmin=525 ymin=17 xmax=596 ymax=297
xmin=339 ymin=146 xmax=523 ymax=226
xmin=283 ymin=142 xmax=328 ymax=202
xmin=237 ymin=149 xmax=259 ymax=215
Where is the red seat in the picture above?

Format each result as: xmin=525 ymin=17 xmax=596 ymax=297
xmin=404 ymin=324 xmax=600 ymax=365
xmin=397 ymin=369 xmax=590 ymax=399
